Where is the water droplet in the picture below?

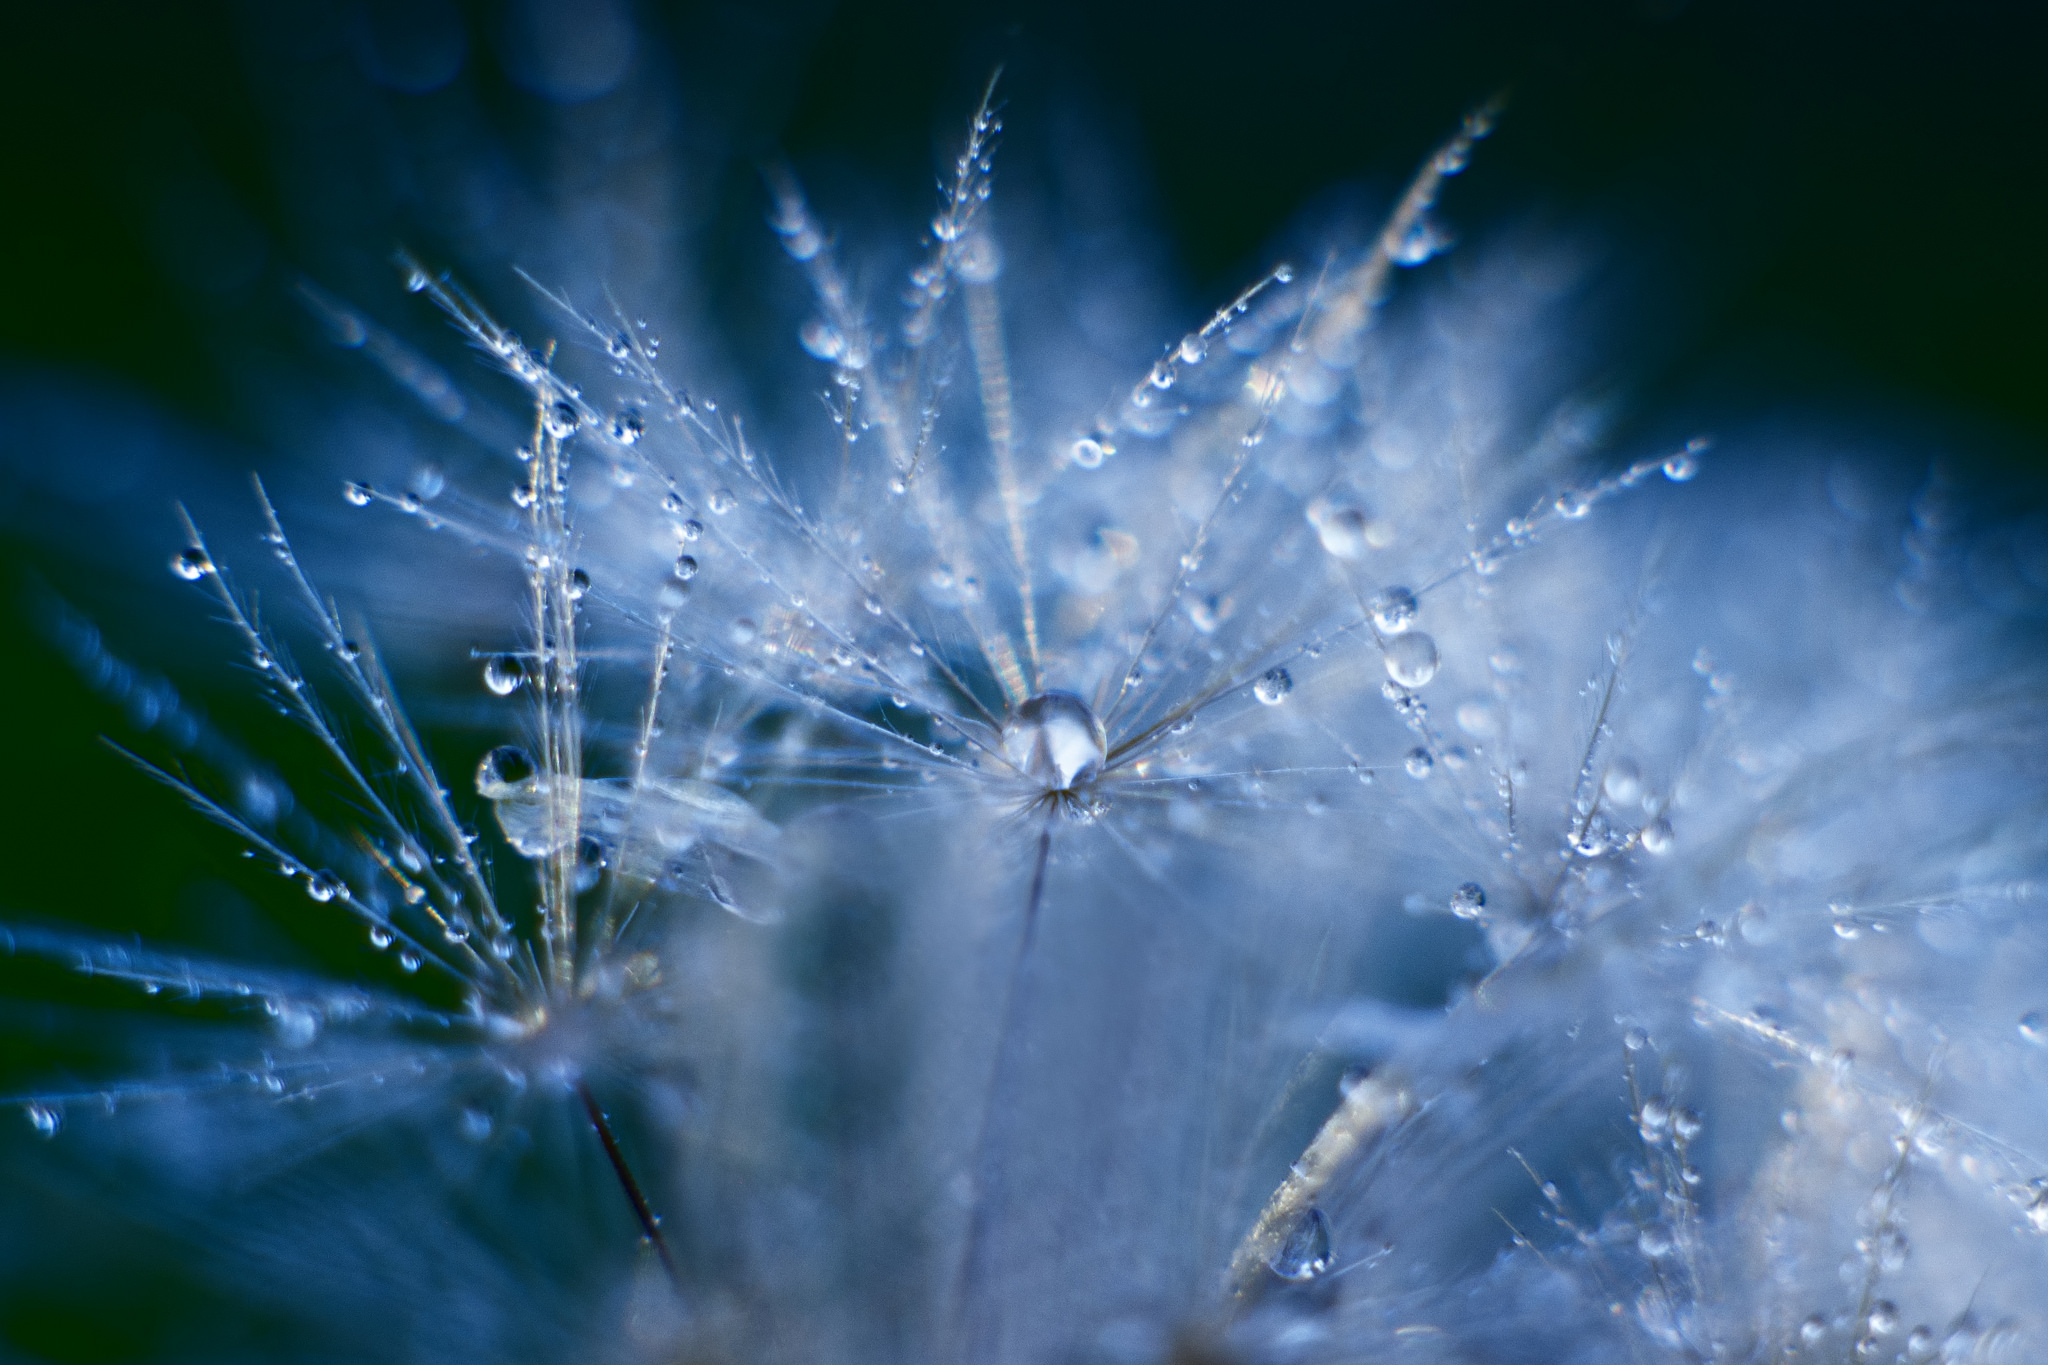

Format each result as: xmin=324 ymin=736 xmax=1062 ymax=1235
xmin=489 ymin=935 xmax=516 ymax=960
xmin=483 ymin=655 xmax=527 ymax=696
xmin=800 ymin=318 xmax=846 ymax=362
xmin=1273 ymin=264 xmax=1295 ymax=284
xmin=612 ymin=409 xmax=644 ymax=445
xmin=1448 ymin=882 xmax=1486 ymax=919
xmin=567 ymin=569 xmax=589 ymax=601
xmin=443 ymin=921 xmax=470 ymax=944
xmin=1369 ymin=585 xmax=1417 ymax=634
xmin=1640 ymin=1094 xmax=1672 ymax=1139
xmin=1555 ymin=489 xmax=1590 ymax=519
xmin=1624 ymin=1026 xmax=1650 ymax=1051
xmin=2020 ymin=1011 xmax=2046 ymax=1044
xmin=1404 ymin=747 xmax=1434 ymax=779
xmin=476 ymin=745 xmax=536 ymax=795
xmin=545 ymin=402 xmax=580 ymax=440
xmin=1906 ymin=1327 xmax=1934 ymax=1357
xmin=730 ymin=618 xmax=757 ymax=645
xmin=1177 ymin=333 xmax=1207 ymax=365
xmin=1148 ymin=360 xmax=1176 ymax=390
xmin=343 ymin=481 xmax=373 ymax=507
xmin=1253 ymin=667 xmax=1294 ymax=706
xmin=1383 ymin=632 xmax=1438 ymax=688
xmin=304 ymin=870 xmax=344 ymax=903
xmin=1639 ymin=816 xmax=1674 ymax=856
xmin=512 ymin=482 xmax=537 ymax=509
xmin=708 ymin=489 xmax=737 ymax=515
xmin=1268 ymin=1206 xmax=1333 ymax=1281
xmin=404 ymin=266 xmax=430 ymax=293
xmin=1868 ymin=1302 xmax=1898 ymax=1336
xmin=674 ymin=555 xmax=699 ymax=580
xmin=1673 ymin=1106 xmax=1703 ymax=1142
xmin=1636 ymin=1224 xmax=1674 ymax=1259
xmin=1601 ymin=759 xmax=1642 ymax=805
xmin=1000 ymin=692 xmax=1107 ymax=791
xmin=1390 ymin=215 xmax=1452 ymax=266
xmin=1307 ymin=499 xmax=1372 ymax=560
xmin=368 ymin=925 xmax=394 ymax=950
xmin=1800 ymin=1315 xmax=1827 ymax=1345
xmin=1070 ymin=437 xmax=1105 ymax=469
xmin=1663 ymin=450 xmax=1698 ymax=482
xmin=170 ymin=547 xmax=214 ymax=581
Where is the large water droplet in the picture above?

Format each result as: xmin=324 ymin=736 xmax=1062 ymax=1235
xmin=674 ymin=555 xmax=699 ymax=580
xmin=1639 ymin=817 xmax=1674 ymax=855
xmin=368 ymin=925 xmax=394 ymax=950
xmin=397 ymin=949 xmax=421 ymax=973
xmin=171 ymin=548 xmax=214 ymax=581
xmin=545 ymin=402 xmax=580 ymax=440
xmin=304 ymin=870 xmax=345 ymax=903
xmin=1601 ymin=759 xmax=1643 ymax=806
xmin=1308 ymin=499 xmax=1372 ymax=560
xmin=1000 ymin=692 xmax=1107 ymax=791
xmin=1368 ymin=585 xmax=1417 ymax=634
xmin=1268 ymin=1206 xmax=1333 ymax=1281
xmin=483 ymin=655 xmax=527 ymax=696
xmin=1404 ymin=747 xmax=1434 ymax=779
xmin=343 ymin=481 xmax=373 ymax=507
xmin=1383 ymin=632 xmax=1439 ymax=687
xmin=476 ymin=745 xmax=536 ymax=796
xmin=1254 ymin=667 xmax=1294 ymax=706
xmin=800 ymin=318 xmax=847 ymax=362
xmin=1449 ymin=882 xmax=1486 ymax=919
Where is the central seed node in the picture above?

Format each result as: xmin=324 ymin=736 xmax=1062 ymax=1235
xmin=1000 ymin=691 xmax=1107 ymax=791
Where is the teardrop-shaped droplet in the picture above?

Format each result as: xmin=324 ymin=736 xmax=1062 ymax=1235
xmin=1268 ymin=1206 xmax=1333 ymax=1281
xmin=483 ymin=655 xmax=527 ymax=696
xmin=1383 ymin=632 xmax=1439 ymax=688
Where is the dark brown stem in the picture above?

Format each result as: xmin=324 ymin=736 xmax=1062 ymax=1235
xmin=576 ymin=1078 xmax=679 ymax=1286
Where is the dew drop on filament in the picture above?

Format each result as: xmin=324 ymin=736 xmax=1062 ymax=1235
xmin=1268 ymin=1206 xmax=1333 ymax=1281
xmin=1000 ymin=692 xmax=1107 ymax=791
xmin=483 ymin=655 xmax=527 ymax=696
xmin=1383 ymin=632 xmax=1439 ymax=688
xmin=1254 ymin=667 xmax=1294 ymax=706
xmin=171 ymin=548 xmax=214 ymax=581
xmin=1368 ymin=585 xmax=1417 ymax=634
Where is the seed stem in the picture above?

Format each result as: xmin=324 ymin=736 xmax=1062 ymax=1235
xmin=576 ymin=1078 xmax=679 ymax=1286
